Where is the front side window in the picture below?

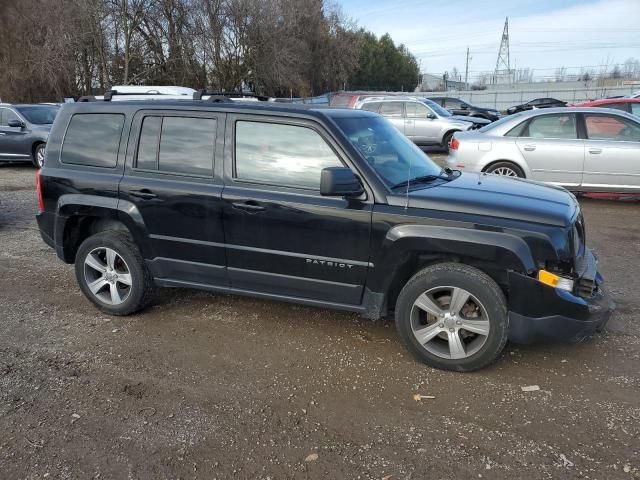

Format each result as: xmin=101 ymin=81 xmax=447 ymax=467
xmin=15 ymin=105 xmax=59 ymax=124
xmin=135 ymin=116 xmax=216 ymax=176
xmin=62 ymin=114 xmax=125 ymax=167
xmin=445 ymin=98 xmax=462 ymax=109
xmin=631 ymin=103 xmax=640 ymax=116
xmin=405 ymin=102 xmax=431 ymax=118
xmin=378 ymin=102 xmax=404 ymax=118
xmin=585 ymin=114 xmax=640 ymax=142
xmin=525 ymin=114 xmax=576 ymax=139
xmin=0 ymin=108 xmax=20 ymax=126
xmin=234 ymin=121 xmax=342 ymax=189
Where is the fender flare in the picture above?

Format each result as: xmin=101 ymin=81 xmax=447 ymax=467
xmin=54 ymin=194 xmax=151 ymax=261
xmin=369 ymin=224 xmax=537 ymax=294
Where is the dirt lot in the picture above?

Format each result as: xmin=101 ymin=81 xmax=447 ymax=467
xmin=0 ymin=161 xmax=639 ymax=480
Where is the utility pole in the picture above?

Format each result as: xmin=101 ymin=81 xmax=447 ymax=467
xmin=464 ymin=47 xmax=471 ymax=90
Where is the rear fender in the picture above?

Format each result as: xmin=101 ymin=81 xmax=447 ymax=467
xmin=55 ymin=194 xmax=151 ymax=262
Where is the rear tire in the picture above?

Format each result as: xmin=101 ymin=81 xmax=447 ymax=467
xmin=74 ymin=231 xmax=155 ymax=315
xmin=395 ymin=263 xmax=508 ymax=372
xmin=32 ymin=143 xmax=46 ymax=168
xmin=485 ymin=161 xmax=525 ymax=178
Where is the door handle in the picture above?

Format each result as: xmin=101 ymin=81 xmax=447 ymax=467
xmin=0 ymin=132 xmax=5 ymax=136
xmin=129 ymin=189 xmax=157 ymax=199
xmin=523 ymin=145 xmax=536 ymax=151
xmin=231 ymin=201 xmax=266 ymax=212
xmin=588 ymin=148 xmax=602 ymax=154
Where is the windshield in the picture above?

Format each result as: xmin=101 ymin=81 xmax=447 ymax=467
xmin=421 ymin=99 xmax=451 ymax=117
xmin=15 ymin=105 xmax=59 ymax=124
xmin=333 ymin=115 xmax=442 ymax=188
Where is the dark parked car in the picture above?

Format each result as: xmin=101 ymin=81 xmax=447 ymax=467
xmin=507 ymin=97 xmax=567 ymax=115
xmin=36 ymin=98 xmax=613 ymax=371
xmin=0 ymin=103 xmax=59 ymax=167
xmin=428 ymin=97 xmax=501 ymax=122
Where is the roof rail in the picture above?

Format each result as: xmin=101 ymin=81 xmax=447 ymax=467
xmin=192 ymin=89 xmax=270 ymax=102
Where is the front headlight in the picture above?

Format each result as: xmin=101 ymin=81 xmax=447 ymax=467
xmin=537 ymin=270 xmax=574 ymax=292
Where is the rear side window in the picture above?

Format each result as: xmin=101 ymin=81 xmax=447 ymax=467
xmin=135 ymin=116 xmax=216 ymax=176
xmin=379 ymin=102 xmax=404 ymax=118
xmin=62 ymin=114 xmax=125 ymax=167
xmin=598 ymin=102 xmax=628 ymax=112
xmin=234 ymin=121 xmax=342 ymax=189
xmin=361 ymin=102 xmax=380 ymax=112
xmin=585 ymin=114 xmax=640 ymax=142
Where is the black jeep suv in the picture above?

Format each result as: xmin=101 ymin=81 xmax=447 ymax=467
xmin=35 ymin=99 xmax=613 ymax=371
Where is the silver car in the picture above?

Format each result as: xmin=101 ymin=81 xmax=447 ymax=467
xmin=355 ymin=97 xmax=489 ymax=148
xmin=446 ymin=107 xmax=640 ymax=192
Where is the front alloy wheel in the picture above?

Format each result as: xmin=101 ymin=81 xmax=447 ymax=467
xmin=395 ymin=263 xmax=508 ymax=371
xmin=411 ymin=286 xmax=490 ymax=360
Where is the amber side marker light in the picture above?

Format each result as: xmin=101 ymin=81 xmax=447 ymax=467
xmin=537 ymin=270 xmax=574 ymax=292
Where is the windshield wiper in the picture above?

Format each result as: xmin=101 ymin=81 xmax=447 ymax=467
xmin=390 ymin=169 xmax=460 ymax=190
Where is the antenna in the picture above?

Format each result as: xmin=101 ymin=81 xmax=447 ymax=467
xmin=494 ymin=17 xmax=511 ymax=84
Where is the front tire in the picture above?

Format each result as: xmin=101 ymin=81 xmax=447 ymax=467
xmin=395 ymin=263 xmax=508 ymax=372
xmin=442 ymin=131 xmax=456 ymax=149
xmin=74 ymin=231 xmax=155 ymax=315
xmin=32 ymin=143 xmax=46 ymax=168
xmin=485 ymin=161 xmax=525 ymax=178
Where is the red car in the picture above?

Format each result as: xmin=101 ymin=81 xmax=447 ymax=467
xmin=575 ymin=98 xmax=640 ymax=117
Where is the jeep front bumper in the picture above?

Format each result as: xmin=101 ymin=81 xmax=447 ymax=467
xmin=506 ymin=258 xmax=615 ymax=344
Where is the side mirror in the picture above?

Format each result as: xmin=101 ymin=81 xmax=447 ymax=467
xmin=320 ymin=167 xmax=364 ymax=197
xmin=8 ymin=119 xmax=25 ymax=128
xmin=427 ymin=113 xmax=437 ymax=120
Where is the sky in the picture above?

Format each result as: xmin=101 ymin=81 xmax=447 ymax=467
xmin=338 ymin=0 xmax=640 ymax=81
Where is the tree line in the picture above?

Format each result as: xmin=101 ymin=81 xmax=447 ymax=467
xmin=0 ymin=0 xmax=421 ymax=103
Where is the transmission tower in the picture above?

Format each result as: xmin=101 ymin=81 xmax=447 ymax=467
xmin=493 ymin=17 xmax=511 ymax=84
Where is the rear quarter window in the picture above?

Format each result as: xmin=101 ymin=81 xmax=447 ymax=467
xmin=61 ymin=113 xmax=125 ymax=167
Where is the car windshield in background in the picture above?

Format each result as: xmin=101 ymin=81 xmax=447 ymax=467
xmin=15 ymin=105 xmax=59 ymax=124
xmin=333 ymin=115 xmax=442 ymax=188
xmin=422 ymin=99 xmax=451 ymax=117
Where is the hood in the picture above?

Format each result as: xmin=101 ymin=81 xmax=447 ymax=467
xmin=450 ymin=115 xmax=491 ymax=125
xmin=405 ymin=172 xmax=578 ymax=227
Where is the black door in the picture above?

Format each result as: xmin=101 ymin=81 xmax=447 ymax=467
xmin=221 ymin=115 xmax=373 ymax=306
xmin=119 ymin=110 xmax=227 ymax=286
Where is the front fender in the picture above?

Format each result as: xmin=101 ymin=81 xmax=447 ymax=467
xmin=368 ymin=224 xmax=536 ymax=294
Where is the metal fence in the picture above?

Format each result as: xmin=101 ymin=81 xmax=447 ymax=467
xmin=411 ymin=85 xmax=639 ymax=111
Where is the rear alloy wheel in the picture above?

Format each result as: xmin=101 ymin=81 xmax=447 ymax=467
xmin=75 ymin=231 xmax=154 ymax=315
xmin=395 ymin=263 xmax=508 ymax=371
xmin=485 ymin=161 xmax=524 ymax=178
xmin=33 ymin=144 xmax=46 ymax=168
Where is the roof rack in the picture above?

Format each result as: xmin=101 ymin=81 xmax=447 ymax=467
xmin=192 ymin=89 xmax=270 ymax=102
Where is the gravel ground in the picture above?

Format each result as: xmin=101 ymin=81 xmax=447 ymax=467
xmin=0 ymin=162 xmax=639 ymax=479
